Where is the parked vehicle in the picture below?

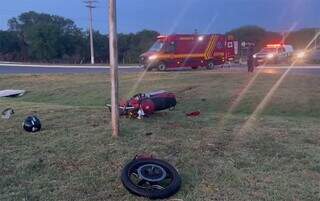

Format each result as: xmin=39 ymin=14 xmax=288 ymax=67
xmin=293 ymin=48 xmax=320 ymax=64
xmin=253 ymin=44 xmax=294 ymax=65
xmin=140 ymin=34 xmax=237 ymax=71
xmin=312 ymin=48 xmax=320 ymax=63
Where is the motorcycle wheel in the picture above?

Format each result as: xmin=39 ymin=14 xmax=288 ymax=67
xmin=121 ymin=158 xmax=181 ymax=199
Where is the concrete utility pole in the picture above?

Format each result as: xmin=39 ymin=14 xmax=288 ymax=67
xmin=109 ymin=0 xmax=120 ymax=137
xmin=315 ymin=28 xmax=319 ymax=49
xmin=84 ymin=0 xmax=97 ymax=64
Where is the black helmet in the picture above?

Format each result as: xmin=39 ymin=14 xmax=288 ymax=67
xmin=23 ymin=116 xmax=41 ymax=133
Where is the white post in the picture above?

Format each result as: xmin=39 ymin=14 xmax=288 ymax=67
xmin=89 ymin=5 xmax=95 ymax=64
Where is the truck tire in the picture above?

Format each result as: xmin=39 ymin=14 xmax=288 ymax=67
xmin=158 ymin=62 xmax=167 ymax=71
xmin=206 ymin=61 xmax=215 ymax=70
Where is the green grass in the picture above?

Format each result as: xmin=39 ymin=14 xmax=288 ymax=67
xmin=1 ymin=70 xmax=320 ymax=201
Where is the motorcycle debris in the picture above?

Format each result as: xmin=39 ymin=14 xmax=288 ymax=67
xmin=186 ymin=111 xmax=201 ymax=117
xmin=1 ymin=108 xmax=14 ymax=119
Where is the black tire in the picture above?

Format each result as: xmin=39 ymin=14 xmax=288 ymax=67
xmin=191 ymin=67 xmax=198 ymax=70
xmin=121 ymin=159 xmax=181 ymax=199
xmin=206 ymin=61 xmax=215 ymax=70
xmin=157 ymin=62 xmax=167 ymax=71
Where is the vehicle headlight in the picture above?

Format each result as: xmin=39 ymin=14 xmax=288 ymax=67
xmin=148 ymin=55 xmax=158 ymax=60
xmin=297 ymin=52 xmax=305 ymax=59
xmin=267 ymin=53 xmax=274 ymax=59
xmin=253 ymin=54 xmax=257 ymax=58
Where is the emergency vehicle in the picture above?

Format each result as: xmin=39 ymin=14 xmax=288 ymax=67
xmin=140 ymin=34 xmax=237 ymax=71
xmin=253 ymin=44 xmax=294 ymax=65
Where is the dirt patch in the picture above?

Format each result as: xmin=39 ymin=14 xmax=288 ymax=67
xmin=177 ymin=85 xmax=200 ymax=94
xmin=201 ymin=141 xmax=228 ymax=157
xmin=303 ymin=170 xmax=320 ymax=181
xmin=52 ymin=159 xmax=92 ymax=172
xmin=167 ymin=122 xmax=183 ymax=128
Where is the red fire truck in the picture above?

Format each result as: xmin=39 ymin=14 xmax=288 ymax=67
xmin=140 ymin=34 xmax=237 ymax=71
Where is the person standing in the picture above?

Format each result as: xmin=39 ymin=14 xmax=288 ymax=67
xmin=247 ymin=47 xmax=255 ymax=72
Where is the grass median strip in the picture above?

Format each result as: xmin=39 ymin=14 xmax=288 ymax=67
xmin=1 ymin=71 xmax=320 ymax=201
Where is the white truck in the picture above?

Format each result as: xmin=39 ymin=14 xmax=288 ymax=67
xmin=253 ymin=44 xmax=294 ymax=65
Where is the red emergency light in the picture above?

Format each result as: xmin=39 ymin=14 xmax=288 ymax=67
xmin=266 ymin=44 xmax=283 ymax=48
xmin=157 ymin=35 xmax=167 ymax=39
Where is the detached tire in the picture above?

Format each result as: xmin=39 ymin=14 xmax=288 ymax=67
xmin=121 ymin=158 xmax=181 ymax=199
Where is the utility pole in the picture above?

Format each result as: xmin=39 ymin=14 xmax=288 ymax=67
xmin=316 ymin=28 xmax=319 ymax=49
xmin=84 ymin=0 xmax=97 ymax=64
xmin=109 ymin=0 xmax=119 ymax=137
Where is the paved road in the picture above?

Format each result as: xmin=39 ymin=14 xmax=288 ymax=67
xmin=0 ymin=63 xmax=142 ymax=74
xmin=0 ymin=66 xmax=142 ymax=74
xmin=1 ymin=63 xmax=320 ymax=76
xmin=258 ymin=66 xmax=320 ymax=76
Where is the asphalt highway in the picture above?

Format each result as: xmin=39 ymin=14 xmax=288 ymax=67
xmin=1 ymin=63 xmax=320 ymax=76
xmin=0 ymin=63 xmax=142 ymax=74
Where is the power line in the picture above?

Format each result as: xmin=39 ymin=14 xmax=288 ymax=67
xmin=83 ymin=0 xmax=98 ymax=64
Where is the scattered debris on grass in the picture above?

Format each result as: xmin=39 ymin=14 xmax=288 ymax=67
xmin=186 ymin=111 xmax=201 ymax=117
xmin=0 ymin=89 xmax=26 ymax=97
xmin=1 ymin=108 xmax=14 ymax=119
xmin=178 ymin=85 xmax=199 ymax=93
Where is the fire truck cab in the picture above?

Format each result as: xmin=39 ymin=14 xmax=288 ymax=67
xmin=140 ymin=34 xmax=236 ymax=71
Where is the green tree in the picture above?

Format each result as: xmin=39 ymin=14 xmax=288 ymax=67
xmin=227 ymin=25 xmax=281 ymax=50
xmin=8 ymin=11 xmax=83 ymax=62
xmin=118 ymin=33 xmax=133 ymax=64
xmin=5 ymin=11 xmax=159 ymax=64
xmin=93 ymin=31 xmax=109 ymax=63
xmin=285 ymin=28 xmax=319 ymax=49
xmin=0 ymin=31 xmax=21 ymax=60
xmin=123 ymin=30 xmax=159 ymax=63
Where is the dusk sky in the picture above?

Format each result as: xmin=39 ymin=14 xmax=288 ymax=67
xmin=0 ymin=0 xmax=319 ymax=34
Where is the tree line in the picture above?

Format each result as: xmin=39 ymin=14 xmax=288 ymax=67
xmin=227 ymin=25 xmax=320 ymax=51
xmin=0 ymin=11 xmax=319 ymax=64
xmin=0 ymin=11 xmax=159 ymax=64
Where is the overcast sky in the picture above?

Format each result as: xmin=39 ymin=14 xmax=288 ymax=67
xmin=0 ymin=0 xmax=319 ymax=34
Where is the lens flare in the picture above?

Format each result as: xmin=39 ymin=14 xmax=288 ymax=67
xmin=233 ymin=29 xmax=320 ymax=145
xmin=127 ymin=0 xmax=196 ymax=98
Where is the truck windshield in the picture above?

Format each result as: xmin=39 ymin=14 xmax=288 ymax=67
xmin=149 ymin=41 xmax=164 ymax=52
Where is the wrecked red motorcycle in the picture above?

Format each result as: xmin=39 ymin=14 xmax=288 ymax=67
xmin=107 ymin=90 xmax=177 ymax=119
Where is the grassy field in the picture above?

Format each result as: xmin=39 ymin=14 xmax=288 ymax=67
xmin=1 ymin=70 xmax=320 ymax=201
